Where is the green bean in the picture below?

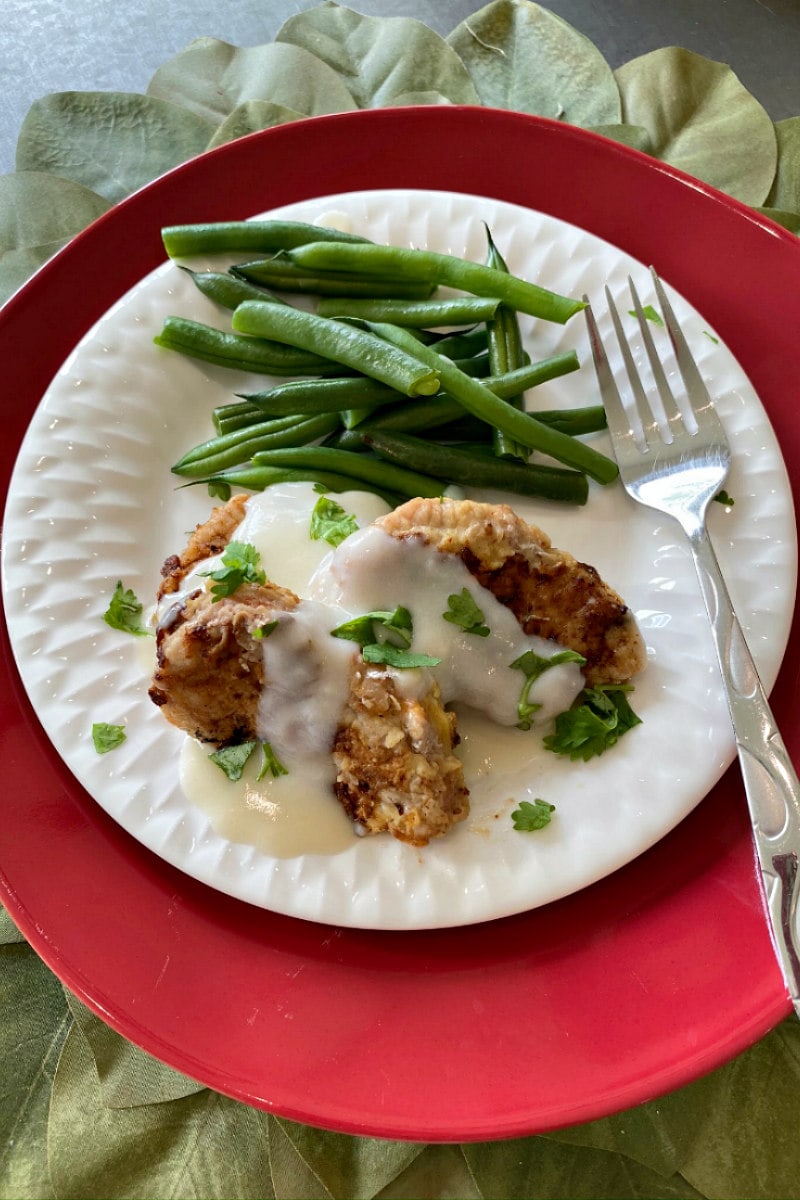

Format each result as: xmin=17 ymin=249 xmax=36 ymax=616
xmin=250 ymin=446 xmax=445 ymax=499
xmin=154 ymin=316 xmax=345 ymax=376
xmin=213 ymin=401 xmax=266 ymax=435
xmin=316 ymin=296 xmax=501 ymax=327
xmin=363 ymin=430 xmax=589 ymax=505
xmin=162 ymin=220 xmax=370 ymax=258
xmin=181 ymin=267 xmax=287 ymax=311
xmin=424 ymin=328 xmax=487 ymax=359
xmin=531 ymin=406 xmax=607 ymax=436
xmin=231 ymin=302 xmax=441 ymax=397
xmin=370 ymin=323 xmax=618 ymax=485
xmin=289 ymin=242 xmax=587 ymax=324
xmin=231 ymin=257 xmax=435 ymax=299
xmin=188 ymin=465 xmax=407 ymax=508
xmin=238 ymin=375 xmax=404 ymax=418
xmin=173 ymin=412 xmax=341 ymax=477
xmin=485 ymin=229 xmax=527 ymax=459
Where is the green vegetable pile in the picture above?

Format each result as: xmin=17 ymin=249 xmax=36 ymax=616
xmin=157 ymin=218 xmax=615 ymax=506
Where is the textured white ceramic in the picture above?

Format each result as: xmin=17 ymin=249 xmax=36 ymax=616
xmin=2 ymin=189 xmax=796 ymax=929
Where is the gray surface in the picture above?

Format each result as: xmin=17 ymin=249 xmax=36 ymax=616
xmin=3 ymin=0 xmax=800 ymax=177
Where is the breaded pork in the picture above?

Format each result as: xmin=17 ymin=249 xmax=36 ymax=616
xmin=377 ymin=497 xmax=646 ymax=685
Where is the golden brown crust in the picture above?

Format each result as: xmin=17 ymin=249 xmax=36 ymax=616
xmin=158 ymin=494 xmax=249 ymax=599
xmin=377 ymin=497 xmax=646 ymax=685
xmin=149 ymin=581 xmax=299 ymax=745
xmin=332 ymin=663 xmax=469 ymax=847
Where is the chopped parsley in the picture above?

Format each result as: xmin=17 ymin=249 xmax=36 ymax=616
xmin=511 ymin=799 xmax=555 ymax=831
xmin=309 ymin=495 xmax=359 ymax=547
xmin=209 ymin=740 xmax=288 ymax=782
xmin=543 ymin=686 xmax=642 ymax=761
xmin=92 ymin=723 xmax=126 ymax=754
xmin=200 ymin=541 xmax=266 ymax=600
xmin=362 ymin=643 xmax=442 ymax=669
xmin=713 ymin=489 xmax=735 ymax=507
xmin=510 ymin=648 xmax=586 ymax=730
xmin=252 ymin=620 xmax=279 ymax=640
xmin=332 ymin=606 xmax=413 ymax=649
xmin=629 ymin=303 xmax=663 ymax=327
xmin=442 ymin=588 xmax=490 ymax=637
xmin=256 ymin=742 xmax=289 ymax=780
xmin=102 ymin=581 xmax=150 ymax=636
xmin=332 ymin=606 xmax=440 ymax=669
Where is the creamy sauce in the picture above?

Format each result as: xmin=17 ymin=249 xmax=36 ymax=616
xmin=176 ymin=483 xmax=584 ymax=857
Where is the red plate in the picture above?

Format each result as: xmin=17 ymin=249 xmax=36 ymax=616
xmin=1 ymin=107 xmax=798 ymax=1141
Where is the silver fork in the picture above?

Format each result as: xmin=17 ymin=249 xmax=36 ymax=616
xmin=586 ymin=270 xmax=800 ymax=1017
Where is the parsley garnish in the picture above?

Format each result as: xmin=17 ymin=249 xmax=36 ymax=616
xmin=209 ymin=740 xmax=288 ymax=782
xmin=543 ymin=686 xmax=642 ymax=761
xmin=713 ymin=489 xmax=735 ymax=507
xmin=309 ymin=495 xmax=359 ymax=547
xmin=252 ymin=620 xmax=279 ymax=640
xmin=510 ymin=648 xmax=586 ymax=730
xmin=511 ymin=799 xmax=555 ymax=831
xmin=200 ymin=541 xmax=266 ymax=600
xmin=332 ymin=607 xmax=440 ymax=669
xmin=362 ymin=643 xmax=442 ymax=669
xmin=256 ymin=742 xmax=289 ymax=780
xmin=442 ymin=588 xmax=490 ymax=637
xmin=92 ymin=723 xmax=126 ymax=754
xmin=103 ymin=581 xmax=150 ymax=636
xmin=331 ymin=607 xmax=413 ymax=649
xmin=629 ymin=304 xmax=663 ymax=327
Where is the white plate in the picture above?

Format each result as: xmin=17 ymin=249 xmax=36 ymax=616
xmin=2 ymin=189 xmax=797 ymax=930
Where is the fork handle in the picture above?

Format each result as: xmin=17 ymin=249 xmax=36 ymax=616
xmin=688 ymin=525 xmax=800 ymax=1013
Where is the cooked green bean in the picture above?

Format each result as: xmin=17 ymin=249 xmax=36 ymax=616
xmin=370 ymin=323 xmax=617 ymax=485
xmin=173 ymin=412 xmax=340 ymax=477
xmin=485 ymin=229 xmax=527 ymax=459
xmin=231 ymin=257 xmax=435 ymax=299
xmin=363 ymin=430 xmax=589 ymax=505
xmin=531 ymin=406 xmax=607 ymax=436
xmin=289 ymin=242 xmax=587 ymax=324
xmin=154 ymin=316 xmax=344 ymax=376
xmin=316 ymin=296 xmax=501 ymax=327
xmin=213 ymin=401 xmax=268 ymax=434
xmin=162 ymin=220 xmax=370 ymax=258
xmin=250 ymin=446 xmax=445 ymax=498
xmin=181 ymin=267 xmax=287 ymax=311
xmin=231 ymin=302 xmax=441 ymax=396
xmin=238 ymin=375 xmax=404 ymax=418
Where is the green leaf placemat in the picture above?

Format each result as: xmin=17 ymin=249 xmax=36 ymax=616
xmin=3 ymin=2 xmax=800 ymax=1197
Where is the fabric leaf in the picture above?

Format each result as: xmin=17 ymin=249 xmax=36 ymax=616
xmin=268 ymin=1115 xmax=334 ymax=1199
xmin=375 ymin=1145 xmax=482 ymax=1198
xmin=755 ymin=205 xmax=800 ymax=233
xmin=0 ymin=943 xmax=71 ymax=1200
xmin=48 ymin=1023 xmax=274 ymax=1199
xmin=765 ymin=115 xmax=800 ymax=211
xmin=462 ymin=1135 xmax=704 ymax=1199
xmin=615 ymin=48 xmax=777 ymax=205
xmin=64 ymin=991 xmax=205 ymax=1108
xmin=588 ymin=123 xmax=654 ymax=154
xmin=274 ymin=1116 xmax=424 ymax=1200
xmin=275 ymin=3 xmax=479 ymax=109
xmin=15 ymin=92 xmax=216 ymax=204
xmin=446 ymin=0 xmax=621 ymax=125
xmin=147 ymin=38 xmax=357 ymax=125
xmin=0 ymin=903 xmax=26 ymax=945
xmin=207 ymin=101 xmax=306 ymax=149
xmin=0 ymin=171 xmax=111 ymax=305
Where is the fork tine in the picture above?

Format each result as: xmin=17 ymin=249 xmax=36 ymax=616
xmin=583 ymin=295 xmax=639 ymax=453
xmin=605 ymin=285 xmax=661 ymax=447
xmin=628 ymin=276 xmax=685 ymax=438
xmin=650 ymin=269 xmax=722 ymax=435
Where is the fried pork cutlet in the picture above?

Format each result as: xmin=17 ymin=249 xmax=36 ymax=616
xmin=148 ymin=496 xmax=468 ymax=845
xmin=376 ymin=497 xmax=646 ymax=686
